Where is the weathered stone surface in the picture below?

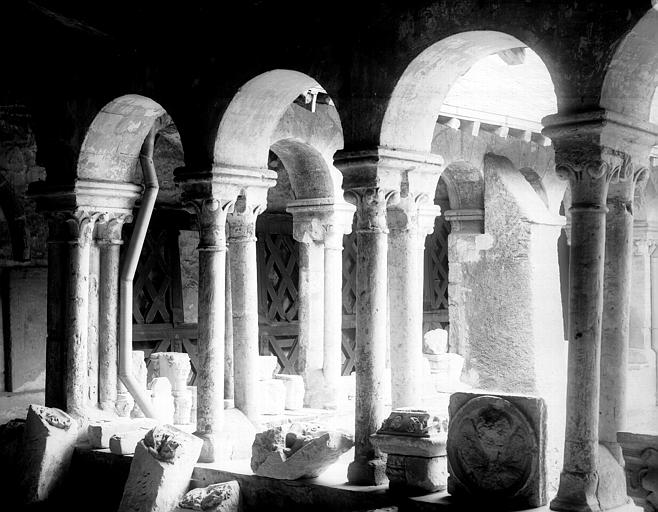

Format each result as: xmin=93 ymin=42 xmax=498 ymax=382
xmin=447 ymin=392 xmax=547 ymax=508
xmin=88 ymin=418 xmax=157 ymax=449
xmin=151 ymin=352 xmax=193 ymax=424
xmin=118 ymin=424 xmax=203 ymax=512
xmin=274 ymin=374 xmax=305 ymax=410
xmin=109 ymin=426 xmax=154 ymax=455
xmin=251 ymin=424 xmax=354 ymax=479
xmin=256 ymin=378 xmax=286 ymax=415
xmin=178 ymin=480 xmax=240 ymax=511
xmin=19 ymin=404 xmax=79 ymax=504
xmin=422 ymin=328 xmax=448 ymax=355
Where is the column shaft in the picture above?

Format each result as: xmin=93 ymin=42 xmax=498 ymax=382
xmin=99 ymin=241 xmax=121 ymax=411
xmin=66 ymin=234 xmax=92 ymax=417
xmin=229 ymin=215 xmax=260 ymax=423
xmin=600 ymin=192 xmax=634 ymax=461
xmin=297 ymin=240 xmax=325 ymax=407
xmin=224 ymin=254 xmax=234 ymax=401
xmin=87 ymin=243 xmax=100 ymax=407
xmin=323 ymin=238 xmax=344 ymax=409
xmin=388 ymin=221 xmax=423 ymax=409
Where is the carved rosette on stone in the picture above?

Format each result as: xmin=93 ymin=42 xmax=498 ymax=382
xmin=447 ymin=392 xmax=547 ymax=508
xmin=618 ymin=432 xmax=658 ymax=512
xmin=370 ymin=408 xmax=448 ymax=494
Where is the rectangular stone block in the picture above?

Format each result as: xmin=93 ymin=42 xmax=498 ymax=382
xmin=447 ymin=391 xmax=547 ymax=508
xmin=88 ymin=418 xmax=157 ymax=448
xmin=19 ymin=404 xmax=78 ymax=504
xmin=109 ymin=426 xmax=154 ymax=455
xmin=118 ymin=424 xmax=203 ymax=512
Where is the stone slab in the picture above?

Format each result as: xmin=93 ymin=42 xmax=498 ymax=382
xmin=19 ymin=404 xmax=79 ymax=504
xmin=447 ymin=392 xmax=547 ymax=509
xmin=118 ymin=424 xmax=203 ymax=512
xmin=88 ymin=418 xmax=158 ymax=449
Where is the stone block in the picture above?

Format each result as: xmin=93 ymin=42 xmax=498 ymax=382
xmin=256 ymin=379 xmax=286 ymax=415
xmin=274 ymin=374 xmax=305 ymax=410
xmin=118 ymin=424 xmax=203 ymax=512
xmin=88 ymin=418 xmax=157 ymax=449
xmin=386 ymin=454 xmax=448 ymax=494
xmin=178 ymin=480 xmax=240 ymax=511
xmin=258 ymin=355 xmax=278 ymax=381
xmin=422 ymin=328 xmax=448 ymax=355
xmin=251 ymin=424 xmax=354 ymax=479
xmin=447 ymin=392 xmax=547 ymax=508
xmin=19 ymin=404 xmax=79 ymax=504
xmin=109 ymin=426 xmax=154 ymax=455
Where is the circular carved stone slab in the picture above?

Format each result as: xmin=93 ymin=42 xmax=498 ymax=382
xmin=447 ymin=395 xmax=537 ymax=499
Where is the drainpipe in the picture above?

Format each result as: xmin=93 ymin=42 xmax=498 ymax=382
xmin=118 ymin=127 xmax=158 ymax=418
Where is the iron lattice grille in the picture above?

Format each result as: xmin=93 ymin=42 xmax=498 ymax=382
xmin=127 ymin=220 xmax=198 ymax=385
xmin=257 ymin=224 xmax=300 ymax=374
xmin=424 ymin=216 xmax=450 ymax=312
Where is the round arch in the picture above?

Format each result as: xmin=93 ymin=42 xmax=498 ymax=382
xmin=601 ymin=10 xmax=658 ymax=123
xmin=380 ymin=30 xmax=555 ymax=153
xmin=77 ymin=94 xmax=167 ymax=182
xmin=214 ymin=69 xmax=344 ymax=170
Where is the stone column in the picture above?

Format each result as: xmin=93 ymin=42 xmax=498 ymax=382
xmin=192 ymin=198 xmax=234 ymax=461
xmin=344 ymin=187 xmax=393 ymax=485
xmin=651 ymin=244 xmax=658 ymax=405
xmin=323 ymin=209 xmax=355 ymax=409
xmin=387 ymin=200 xmax=441 ymax=409
xmin=87 ymin=239 xmax=100 ymax=408
xmin=224 ymin=255 xmax=234 ymax=402
xmin=547 ymin=138 xmax=639 ymax=511
xmin=228 ymin=194 xmax=266 ymax=424
xmin=97 ymin=214 xmax=129 ymax=412
xmin=287 ymin=200 xmax=355 ymax=409
xmin=63 ymin=210 xmax=97 ymax=417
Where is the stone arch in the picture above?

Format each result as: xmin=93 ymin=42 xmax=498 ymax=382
xmin=439 ymin=161 xmax=484 ymax=212
xmin=77 ymin=94 xmax=168 ymax=182
xmin=601 ymin=9 xmax=658 ymax=123
xmin=214 ymin=69 xmax=344 ymax=170
xmin=270 ymin=138 xmax=342 ymax=201
xmin=380 ymin=31 xmax=556 ymax=153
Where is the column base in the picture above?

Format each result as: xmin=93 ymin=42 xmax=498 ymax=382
xmin=194 ymin=431 xmax=224 ymax=463
xmin=347 ymin=456 xmax=388 ymax=486
xmin=551 ymin=445 xmax=630 ymax=512
xmin=550 ymin=470 xmax=601 ymax=512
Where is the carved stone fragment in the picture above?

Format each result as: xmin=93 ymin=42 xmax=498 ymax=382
xmin=118 ymin=424 xmax=203 ymax=512
xmin=18 ymin=404 xmax=79 ymax=504
xmin=618 ymin=431 xmax=658 ymax=511
xmin=447 ymin=392 xmax=547 ymax=508
xmin=250 ymin=424 xmax=354 ymax=479
xmin=88 ymin=418 xmax=157 ymax=449
xmin=178 ymin=481 xmax=240 ymax=511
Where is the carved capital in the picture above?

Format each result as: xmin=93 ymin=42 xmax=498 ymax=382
xmin=227 ymin=194 xmax=266 ymax=242
xmin=96 ymin=213 xmax=133 ymax=245
xmin=287 ymin=200 xmax=356 ymax=248
xmin=344 ymin=187 xmax=398 ymax=234
xmin=187 ymin=198 xmax=235 ymax=250
xmin=47 ymin=209 xmax=102 ymax=245
xmin=387 ymin=195 xmax=441 ymax=237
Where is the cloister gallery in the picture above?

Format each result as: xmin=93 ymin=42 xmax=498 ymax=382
xmin=3 ymin=1 xmax=658 ymax=511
